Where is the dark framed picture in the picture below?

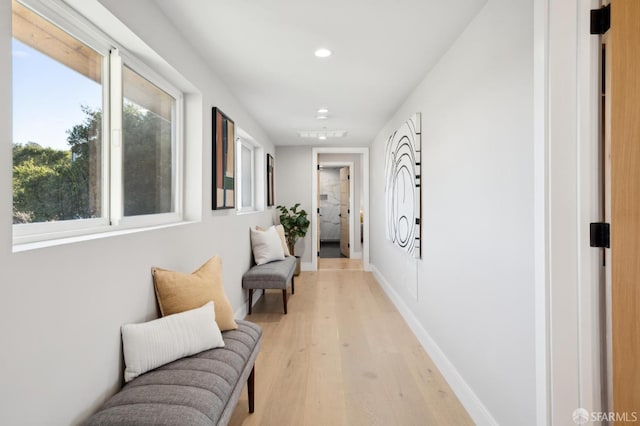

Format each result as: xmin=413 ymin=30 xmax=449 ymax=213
xmin=212 ymin=107 xmax=235 ymax=210
xmin=267 ymin=153 xmax=275 ymax=206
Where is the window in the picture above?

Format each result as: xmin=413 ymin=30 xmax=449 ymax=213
xmin=122 ymin=65 xmax=175 ymax=217
xmin=236 ymin=138 xmax=255 ymax=212
xmin=12 ymin=0 xmax=104 ymax=225
xmin=11 ymin=0 xmax=183 ymax=244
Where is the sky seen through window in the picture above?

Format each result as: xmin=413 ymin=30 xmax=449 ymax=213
xmin=12 ymin=38 xmax=102 ymax=151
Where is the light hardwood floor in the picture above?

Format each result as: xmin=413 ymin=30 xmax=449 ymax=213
xmin=229 ymin=260 xmax=473 ymax=426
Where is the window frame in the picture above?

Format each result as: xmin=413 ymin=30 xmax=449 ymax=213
xmin=236 ymin=137 xmax=256 ymax=213
xmin=11 ymin=0 xmax=184 ymax=246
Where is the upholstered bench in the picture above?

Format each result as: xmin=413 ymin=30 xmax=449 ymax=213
xmin=84 ymin=320 xmax=262 ymax=426
xmin=242 ymin=256 xmax=296 ymax=314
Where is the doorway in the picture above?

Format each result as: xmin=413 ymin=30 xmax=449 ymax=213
xmin=311 ymin=147 xmax=370 ymax=271
xmin=318 ymin=164 xmax=353 ymax=259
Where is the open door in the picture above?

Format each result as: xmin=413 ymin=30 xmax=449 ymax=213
xmin=317 ymin=167 xmax=321 ymax=258
xmin=603 ymin=0 xmax=640 ymax=418
xmin=339 ymin=167 xmax=350 ymax=258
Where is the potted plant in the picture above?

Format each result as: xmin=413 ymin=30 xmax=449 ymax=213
xmin=277 ymin=203 xmax=310 ymax=276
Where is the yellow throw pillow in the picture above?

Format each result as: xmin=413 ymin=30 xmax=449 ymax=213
xmin=151 ymin=256 xmax=238 ymax=331
xmin=256 ymin=224 xmax=291 ymax=257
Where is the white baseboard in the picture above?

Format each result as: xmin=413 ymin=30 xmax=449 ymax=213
xmin=234 ymin=289 xmax=264 ymax=320
xmin=350 ymin=251 xmax=363 ymax=259
xmin=370 ymin=265 xmax=498 ymax=426
xmin=301 ymin=261 xmax=315 ymax=272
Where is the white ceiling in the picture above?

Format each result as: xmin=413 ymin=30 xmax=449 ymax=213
xmin=154 ymin=0 xmax=486 ymax=146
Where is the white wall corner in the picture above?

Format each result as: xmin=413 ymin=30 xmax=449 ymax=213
xmin=370 ymin=265 xmax=498 ymax=426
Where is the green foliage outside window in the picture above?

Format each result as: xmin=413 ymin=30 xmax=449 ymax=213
xmin=13 ymin=106 xmax=101 ymax=224
xmin=13 ymin=104 xmax=171 ymax=224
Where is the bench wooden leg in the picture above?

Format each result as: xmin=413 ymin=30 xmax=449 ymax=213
xmin=282 ymin=289 xmax=287 ymax=314
xmin=248 ymin=289 xmax=253 ymax=315
xmin=291 ymin=275 xmax=295 ymax=294
xmin=248 ymin=366 xmax=255 ymax=413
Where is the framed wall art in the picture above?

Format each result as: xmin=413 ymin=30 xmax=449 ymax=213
xmin=267 ymin=153 xmax=275 ymax=206
xmin=212 ymin=107 xmax=235 ymax=210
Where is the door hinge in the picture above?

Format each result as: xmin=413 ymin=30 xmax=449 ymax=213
xmin=590 ymin=222 xmax=610 ymax=248
xmin=348 ymin=209 xmax=350 ymax=214
xmin=590 ymin=4 xmax=610 ymax=35
xmin=348 ymin=243 xmax=350 ymax=248
xmin=348 ymin=175 xmax=350 ymax=180
xmin=317 ymin=208 xmax=320 ymax=214
xmin=317 ymin=164 xmax=320 ymax=170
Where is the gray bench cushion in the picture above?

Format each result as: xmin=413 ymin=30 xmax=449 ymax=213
xmin=242 ymin=256 xmax=296 ymax=290
xmin=84 ymin=320 xmax=262 ymax=426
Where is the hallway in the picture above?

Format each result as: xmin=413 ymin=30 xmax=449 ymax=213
xmin=230 ymin=262 xmax=471 ymax=425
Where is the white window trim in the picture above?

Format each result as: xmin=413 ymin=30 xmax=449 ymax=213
xmin=236 ymin=137 xmax=256 ymax=213
xmin=12 ymin=0 xmax=185 ymax=247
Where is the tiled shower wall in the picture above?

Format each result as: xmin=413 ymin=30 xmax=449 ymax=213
xmin=319 ymin=168 xmax=340 ymax=241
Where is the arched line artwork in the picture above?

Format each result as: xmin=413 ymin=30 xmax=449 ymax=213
xmin=384 ymin=113 xmax=421 ymax=259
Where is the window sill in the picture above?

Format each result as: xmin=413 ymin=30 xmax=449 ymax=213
xmin=12 ymin=220 xmax=198 ymax=253
xmin=236 ymin=208 xmax=261 ymax=216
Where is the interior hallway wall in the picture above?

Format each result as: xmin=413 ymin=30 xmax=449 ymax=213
xmin=368 ymin=0 xmax=535 ymax=424
xmin=0 ymin=1 xmax=276 ymax=424
xmin=273 ymin=146 xmax=313 ymax=265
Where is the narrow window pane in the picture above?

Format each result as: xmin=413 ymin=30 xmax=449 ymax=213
xmin=122 ymin=66 xmax=174 ymax=216
xmin=241 ymin=144 xmax=252 ymax=208
xmin=12 ymin=0 xmax=103 ymax=224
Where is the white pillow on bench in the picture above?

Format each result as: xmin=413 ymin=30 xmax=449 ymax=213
xmin=250 ymin=226 xmax=285 ymax=265
xmin=121 ymin=301 xmax=224 ymax=382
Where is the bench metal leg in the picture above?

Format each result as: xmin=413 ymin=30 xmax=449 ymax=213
xmin=248 ymin=366 xmax=255 ymax=413
xmin=248 ymin=289 xmax=253 ymax=315
xmin=282 ymin=289 xmax=287 ymax=314
xmin=291 ymin=275 xmax=295 ymax=294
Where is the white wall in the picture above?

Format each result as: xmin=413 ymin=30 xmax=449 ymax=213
xmin=274 ymin=146 xmax=313 ymax=263
xmin=0 ymin=1 xmax=277 ymax=424
xmin=369 ymin=0 xmax=535 ymax=424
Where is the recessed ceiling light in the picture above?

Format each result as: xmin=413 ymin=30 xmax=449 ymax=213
xmin=314 ymin=48 xmax=332 ymax=58
xmin=317 ymin=108 xmax=329 ymax=114
xmin=316 ymin=115 xmax=328 ymax=120
xmin=318 ymin=135 xmax=327 ymax=140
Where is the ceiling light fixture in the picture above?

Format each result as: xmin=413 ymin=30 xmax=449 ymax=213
xmin=297 ymin=130 xmax=348 ymax=139
xmin=314 ymin=48 xmax=332 ymax=58
xmin=316 ymin=115 xmax=328 ymax=120
xmin=317 ymin=108 xmax=329 ymax=114
xmin=318 ymin=135 xmax=327 ymax=140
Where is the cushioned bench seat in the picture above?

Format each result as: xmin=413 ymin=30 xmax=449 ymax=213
xmin=84 ymin=320 xmax=262 ymax=426
xmin=242 ymin=256 xmax=296 ymax=314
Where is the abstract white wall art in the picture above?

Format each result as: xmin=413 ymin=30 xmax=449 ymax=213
xmin=384 ymin=113 xmax=421 ymax=258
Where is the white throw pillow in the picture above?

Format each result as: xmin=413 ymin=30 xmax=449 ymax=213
xmin=121 ymin=301 xmax=224 ymax=382
xmin=250 ymin=226 xmax=285 ymax=265
xmin=257 ymin=225 xmax=291 ymax=257
xmin=274 ymin=224 xmax=292 ymax=257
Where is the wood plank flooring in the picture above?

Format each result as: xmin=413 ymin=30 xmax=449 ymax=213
xmin=229 ymin=260 xmax=472 ymax=426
